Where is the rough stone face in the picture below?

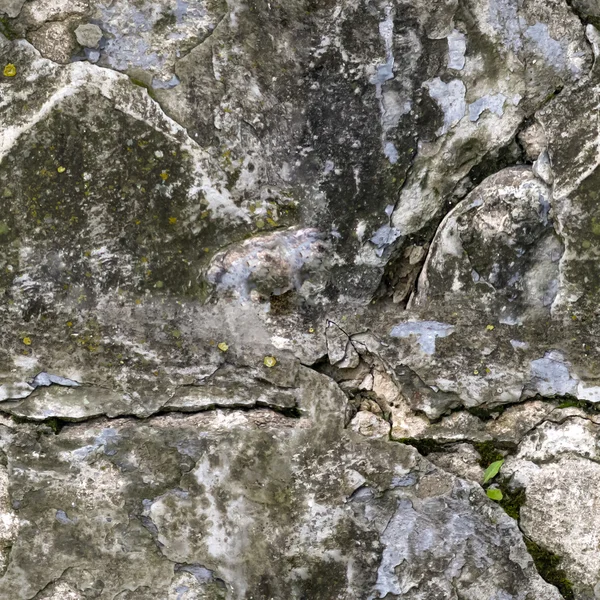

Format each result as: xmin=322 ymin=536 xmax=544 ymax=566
xmin=26 ymin=21 xmax=77 ymax=64
xmin=0 ymin=371 xmax=563 ymax=599
xmin=2 ymin=0 xmax=600 ymax=597
xmin=412 ymin=167 xmax=563 ymax=324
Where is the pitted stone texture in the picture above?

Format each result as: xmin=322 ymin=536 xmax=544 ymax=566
xmin=2 ymin=0 xmax=600 ymax=597
xmin=426 ymin=443 xmax=485 ymax=482
xmin=388 ymin=0 xmax=589 ymax=252
xmin=26 ymin=21 xmax=77 ymax=64
xmin=349 ymin=409 xmax=391 ymax=439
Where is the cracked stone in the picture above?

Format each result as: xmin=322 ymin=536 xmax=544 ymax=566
xmin=2 ymin=0 xmax=600 ymax=596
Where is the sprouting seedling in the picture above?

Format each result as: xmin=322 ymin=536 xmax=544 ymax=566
xmin=486 ymin=488 xmax=503 ymax=501
xmin=483 ymin=459 xmax=504 ymax=484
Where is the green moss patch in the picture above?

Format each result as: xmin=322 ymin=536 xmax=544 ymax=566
xmin=524 ymin=538 xmax=574 ymax=600
xmin=497 ymin=481 xmax=526 ymax=520
xmin=473 ymin=441 xmax=505 ymax=467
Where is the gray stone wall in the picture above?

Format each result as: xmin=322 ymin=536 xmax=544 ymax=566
xmin=1 ymin=0 xmax=600 ymax=597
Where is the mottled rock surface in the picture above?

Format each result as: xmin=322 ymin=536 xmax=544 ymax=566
xmin=2 ymin=0 xmax=600 ymax=597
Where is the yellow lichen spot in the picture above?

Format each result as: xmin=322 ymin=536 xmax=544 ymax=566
xmin=66 ymin=321 xmax=73 ymax=328
xmin=485 ymin=367 xmax=491 ymax=374
xmin=57 ymin=166 xmax=66 ymax=173
xmin=141 ymin=257 xmax=148 ymax=263
xmin=155 ymin=280 xmax=164 ymax=288
xmin=135 ymin=220 xmax=141 ymax=225
xmin=22 ymin=337 xmax=32 ymax=346
xmin=473 ymin=369 xmax=479 ymax=375
xmin=266 ymin=217 xmax=277 ymax=227
xmin=3 ymin=64 xmax=16 ymax=77
xmin=486 ymin=324 xmax=495 ymax=331
xmin=160 ymin=171 xmax=169 ymax=181
xmin=308 ymin=327 xmax=315 ymax=334
xmin=263 ymin=355 xmax=277 ymax=368
xmin=135 ymin=298 xmax=142 ymax=305
xmin=256 ymin=219 xmax=265 ymax=229
xmin=571 ymin=314 xmax=578 ymax=321
xmin=217 ymin=342 xmax=229 ymax=352
xmin=169 ymin=216 xmax=177 ymax=224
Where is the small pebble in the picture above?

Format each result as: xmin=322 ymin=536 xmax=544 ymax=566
xmin=75 ymin=23 xmax=103 ymax=49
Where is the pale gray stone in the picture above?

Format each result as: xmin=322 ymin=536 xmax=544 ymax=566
xmin=74 ymin=23 xmax=102 ymax=49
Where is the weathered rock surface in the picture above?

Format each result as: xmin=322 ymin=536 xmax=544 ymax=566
xmin=2 ymin=0 xmax=600 ymax=597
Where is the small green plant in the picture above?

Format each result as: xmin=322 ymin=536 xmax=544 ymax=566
xmin=486 ymin=488 xmax=503 ymax=501
xmin=483 ymin=459 xmax=504 ymax=484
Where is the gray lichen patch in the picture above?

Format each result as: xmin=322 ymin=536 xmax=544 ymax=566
xmin=423 ymin=77 xmax=467 ymax=136
xmin=447 ymin=29 xmax=467 ymax=70
xmin=93 ymin=0 xmax=224 ymax=77
xmin=390 ymin=321 xmax=455 ymax=355
xmin=469 ymin=92 xmax=506 ymax=121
